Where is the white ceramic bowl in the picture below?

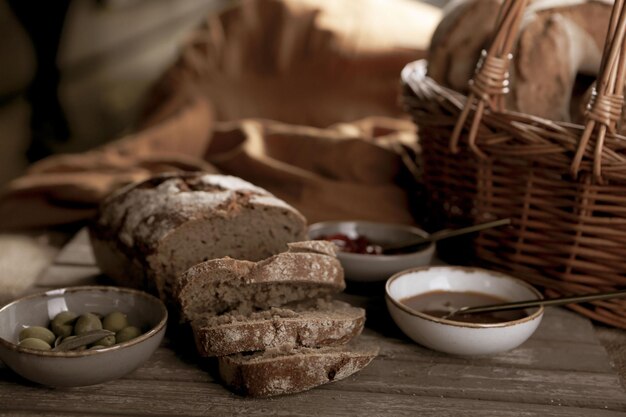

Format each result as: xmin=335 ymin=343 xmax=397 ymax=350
xmin=0 ymin=286 xmax=167 ymax=387
xmin=385 ymin=266 xmax=544 ymax=355
xmin=308 ymin=221 xmax=436 ymax=282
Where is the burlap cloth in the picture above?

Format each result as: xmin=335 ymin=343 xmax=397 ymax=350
xmin=0 ymin=0 xmax=441 ymax=230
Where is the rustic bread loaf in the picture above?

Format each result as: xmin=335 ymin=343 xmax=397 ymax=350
xmin=218 ymin=343 xmax=379 ymax=397
xmin=175 ymin=241 xmax=345 ymax=322
xmin=192 ymin=299 xmax=365 ymax=357
xmin=428 ymin=0 xmax=609 ymax=122
xmin=89 ymin=172 xmax=307 ymax=301
xmin=428 ymin=0 xmax=501 ymax=92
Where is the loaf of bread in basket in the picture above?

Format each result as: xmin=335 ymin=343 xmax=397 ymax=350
xmin=428 ymin=0 xmax=610 ymax=123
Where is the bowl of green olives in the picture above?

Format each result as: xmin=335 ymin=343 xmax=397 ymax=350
xmin=0 ymin=286 xmax=167 ymax=387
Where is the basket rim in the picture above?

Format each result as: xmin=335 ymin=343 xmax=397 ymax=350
xmin=401 ymin=59 xmax=626 ymax=135
xmin=401 ymin=59 xmax=626 ymax=180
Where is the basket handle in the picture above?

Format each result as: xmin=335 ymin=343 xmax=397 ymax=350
xmin=450 ymin=0 xmax=626 ymax=182
xmin=449 ymin=0 xmax=529 ymax=159
xmin=571 ymin=0 xmax=626 ymax=182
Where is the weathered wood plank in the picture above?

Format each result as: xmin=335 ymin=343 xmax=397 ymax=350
xmin=0 ymin=377 xmax=623 ymax=417
xmin=98 ymin=329 xmax=616 ymax=380
xmin=328 ymin=359 xmax=626 ymax=410
xmin=35 ymin=264 xmax=102 ymax=288
xmin=53 ymin=228 xmax=95 ymax=266
xmin=4 ymin=325 xmax=614 ymax=412
xmin=114 ymin=334 xmax=626 ymax=411
xmin=3 ymin=323 xmax=622 ymax=413
xmin=361 ymin=334 xmax=614 ymax=373
xmin=127 ymin=352 xmax=625 ymax=411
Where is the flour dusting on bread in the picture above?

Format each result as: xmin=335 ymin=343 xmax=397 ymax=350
xmin=90 ymin=172 xmax=307 ymax=301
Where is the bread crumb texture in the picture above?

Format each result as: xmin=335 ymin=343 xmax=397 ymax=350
xmin=176 ymin=242 xmax=345 ymax=321
xmin=191 ymin=300 xmax=365 ymax=356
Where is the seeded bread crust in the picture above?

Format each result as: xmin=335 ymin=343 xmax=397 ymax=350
xmin=175 ymin=241 xmax=345 ymax=321
xmin=192 ymin=300 xmax=365 ymax=356
xmin=286 ymin=240 xmax=337 ymax=256
xmin=89 ymin=172 xmax=307 ymax=301
xmin=218 ymin=343 xmax=379 ymax=397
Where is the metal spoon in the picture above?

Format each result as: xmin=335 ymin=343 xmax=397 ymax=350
xmin=442 ymin=289 xmax=626 ymax=320
xmin=383 ymin=218 xmax=511 ymax=254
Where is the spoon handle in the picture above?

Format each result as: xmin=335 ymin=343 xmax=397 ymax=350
xmin=429 ymin=218 xmax=511 ymax=242
xmin=455 ymin=289 xmax=626 ymax=315
xmin=384 ymin=218 xmax=511 ymax=254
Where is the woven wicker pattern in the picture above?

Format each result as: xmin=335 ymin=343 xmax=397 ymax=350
xmin=402 ymin=0 xmax=626 ymax=328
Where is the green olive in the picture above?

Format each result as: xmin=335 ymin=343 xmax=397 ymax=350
xmin=94 ymin=335 xmax=116 ymax=347
xmin=19 ymin=326 xmax=55 ymax=345
xmin=50 ymin=311 xmax=78 ymax=337
xmin=74 ymin=313 xmax=102 ymax=335
xmin=19 ymin=337 xmax=51 ymax=350
xmin=90 ymin=312 xmax=103 ymax=321
xmin=116 ymin=326 xmax=141 ymax=343
xmin=102 ymin=311 xmax=128 ymax=333
xmin=52 ymin=311 xmax=77 ymax=325
xmin=51 ymin=322 xmax=73 ymax=338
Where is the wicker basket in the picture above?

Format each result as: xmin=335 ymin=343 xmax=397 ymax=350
xmin=402 ymin=0 xmax=626 ymax=328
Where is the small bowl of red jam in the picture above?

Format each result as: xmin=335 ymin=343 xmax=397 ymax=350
xmin=308 ymin=221 xmax=435 ymax=282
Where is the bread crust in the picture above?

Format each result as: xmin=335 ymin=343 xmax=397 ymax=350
xmin=218 ymin=344 xmax=379 ymax=397
xmin=287 ymin=240 xmax=338 ymax=256
xmin=192 ymin=300 xmax=365 ymax=356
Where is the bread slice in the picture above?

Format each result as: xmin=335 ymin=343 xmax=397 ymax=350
xmin=218 ymin=343 xmax=378 ymax=397
xmin=192 ymin=299 xmax=365 ymax=357
xmin=175 ymin=241 xmax=345 ymax=321
xmin=90 ymin=172 xmax=307 ymax=301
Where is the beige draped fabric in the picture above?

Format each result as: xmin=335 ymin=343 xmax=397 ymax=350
xmin=0 ymin=0 xmax=441 ymax=230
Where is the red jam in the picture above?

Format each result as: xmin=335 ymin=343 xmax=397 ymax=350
xmin=319 ymin=233 xmax=383 ymax=255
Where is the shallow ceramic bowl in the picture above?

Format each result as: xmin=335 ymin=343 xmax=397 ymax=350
xmin=385 ymin=266 xmax=544 ymax=355
xmin=0 ymin=286 xmax=167 ymax=387
xmin=308 ymin=221 xmax=436 ymax=282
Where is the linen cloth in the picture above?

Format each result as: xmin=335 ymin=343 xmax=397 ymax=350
xmin=0 ymin=0 xmax=441 ymax=229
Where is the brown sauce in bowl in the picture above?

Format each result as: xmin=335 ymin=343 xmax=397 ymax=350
xmin=400 ymin=291 xmax=528 ymax=324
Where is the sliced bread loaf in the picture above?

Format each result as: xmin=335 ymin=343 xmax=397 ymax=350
xmin=89 ymin=172 xmax=307 ymax=301
xmin=175 ymin=241 xmax=345 ymax=321
xmin=218 ymin=343 xmax=379 ymax=397
xmin=192 ymin=299 xmax=365 ymax=357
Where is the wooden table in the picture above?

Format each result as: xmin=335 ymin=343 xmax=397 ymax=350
xmin=1 ymin=230 xmax=626 ymax=416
